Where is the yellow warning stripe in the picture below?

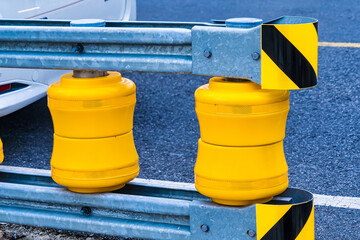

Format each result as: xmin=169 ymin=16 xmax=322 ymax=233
xmin=256 ymin=200 xmax=314 ymax=240
xmin=256 ymin=204 xmax=291 ymax=239
xmin=295 ymin=205 xmax=315 ymax=240
xmin=261 ymin=23 xmax=317 ymax=89
xmin=261 ymin=50 xmax=300 ymax=90
xmin=275 ymin=23 xmax=318 ymax=77
xmin=318 ymin=42 xmax=360 ymax=48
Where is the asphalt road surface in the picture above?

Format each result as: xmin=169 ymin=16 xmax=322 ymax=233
xmin=0 ymin=0 xmax=359 ymax=239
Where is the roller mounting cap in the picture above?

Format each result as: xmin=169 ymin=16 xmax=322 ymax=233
xmin=225 ymin=18 xmax=263 ymax=28
xmin=70 ymin=19 xmax=106 ymax=27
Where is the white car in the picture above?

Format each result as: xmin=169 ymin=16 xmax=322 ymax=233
xmin=0 ymin=0 xmax=136 ymax=116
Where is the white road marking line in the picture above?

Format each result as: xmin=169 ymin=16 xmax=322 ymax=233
xmin=319 ymin=42 xmax=360 ymax=48
xmin=314 ymin=194 xmax=360 ymax=210
xmin=18 ymin=6 xmax=40 ymax=13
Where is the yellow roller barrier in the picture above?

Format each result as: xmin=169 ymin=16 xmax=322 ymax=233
xmin=0 ymin=138 xmax=3 ymax=164
xmin=48 ymin=72 xmax=139 ymax=193
xmin=194 ymin=77 xmax=289 ymax=205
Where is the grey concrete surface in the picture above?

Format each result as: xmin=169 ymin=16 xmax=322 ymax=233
xmin=0 ymin=0 xmax=359 ymax=239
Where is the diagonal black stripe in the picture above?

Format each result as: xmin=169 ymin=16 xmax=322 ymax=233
xmin=262 ymin=25 xmax=317 ymax=88
xmin=260 ymin=200 xmax=313 ymax=240
xmin=313 ymin=22 xmax=318 ymax=34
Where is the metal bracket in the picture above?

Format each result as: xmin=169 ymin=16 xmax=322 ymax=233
xmin=192 ymin=25 xmax=261 ymax=83
xmin=190 ymin=200 xmax=256 ymax=239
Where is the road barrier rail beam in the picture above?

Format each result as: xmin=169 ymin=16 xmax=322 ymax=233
xmin=0 ymin=166 xmax=311 ymax=240
xmin=0 ymin=16 xmax=317 ymax=88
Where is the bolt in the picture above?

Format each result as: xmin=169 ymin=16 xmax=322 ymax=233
xmin=251 ymin=52 xmax=260 ymax=60
xmin=247 ymin=229 xmax=256 ymax=238
xmin=72 ymin=43 xmax=84 ymax=53
xmin=80 ymin=206 xmax=92 ymax=216
xmin=200 ymin=224 xmax=209 ymax=232
xmin=203 ymin=50 xmax=212 ymax=58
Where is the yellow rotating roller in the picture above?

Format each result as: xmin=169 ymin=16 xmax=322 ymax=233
xmin=194 ymin=77 xmax=290 ymax=205
xmin=0 ymin=138 xmax=3 ymax=164
xmin=48 ymin=71 xmax=139 ymax=193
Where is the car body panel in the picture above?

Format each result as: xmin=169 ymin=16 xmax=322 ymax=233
xmin=0 ymin=0 xmax=136 ymax=117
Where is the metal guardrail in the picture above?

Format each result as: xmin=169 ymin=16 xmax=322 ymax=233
xmin=0 ymin=16 xmax=317 ymax=239
xmin=0 ymin=166 xmax=309 ymax=240
xmin=0 ymin=16 xmax=319 ymax=89
xmin=0 ymin=18 xmax=261 ymax=83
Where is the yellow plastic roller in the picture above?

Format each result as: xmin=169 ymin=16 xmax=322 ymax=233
xmin=0 ymin=138 xmax=3 ymax=164
xmin=48 ymin=71 xmax=139 ymax=193
xmin=194 ymin=77 xmax=289 ymax=205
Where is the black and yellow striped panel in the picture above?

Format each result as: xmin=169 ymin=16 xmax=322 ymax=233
xmin=261 ymin=17 xmax=318 ymax=90
xmin=256 ymin=199 xmax=314 ymax=240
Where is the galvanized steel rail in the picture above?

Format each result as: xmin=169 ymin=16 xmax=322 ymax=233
xmin=0 ymin=19 xmax=262 ymax=83
xmin=0 ymin=165 xmax=301 ymax=240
